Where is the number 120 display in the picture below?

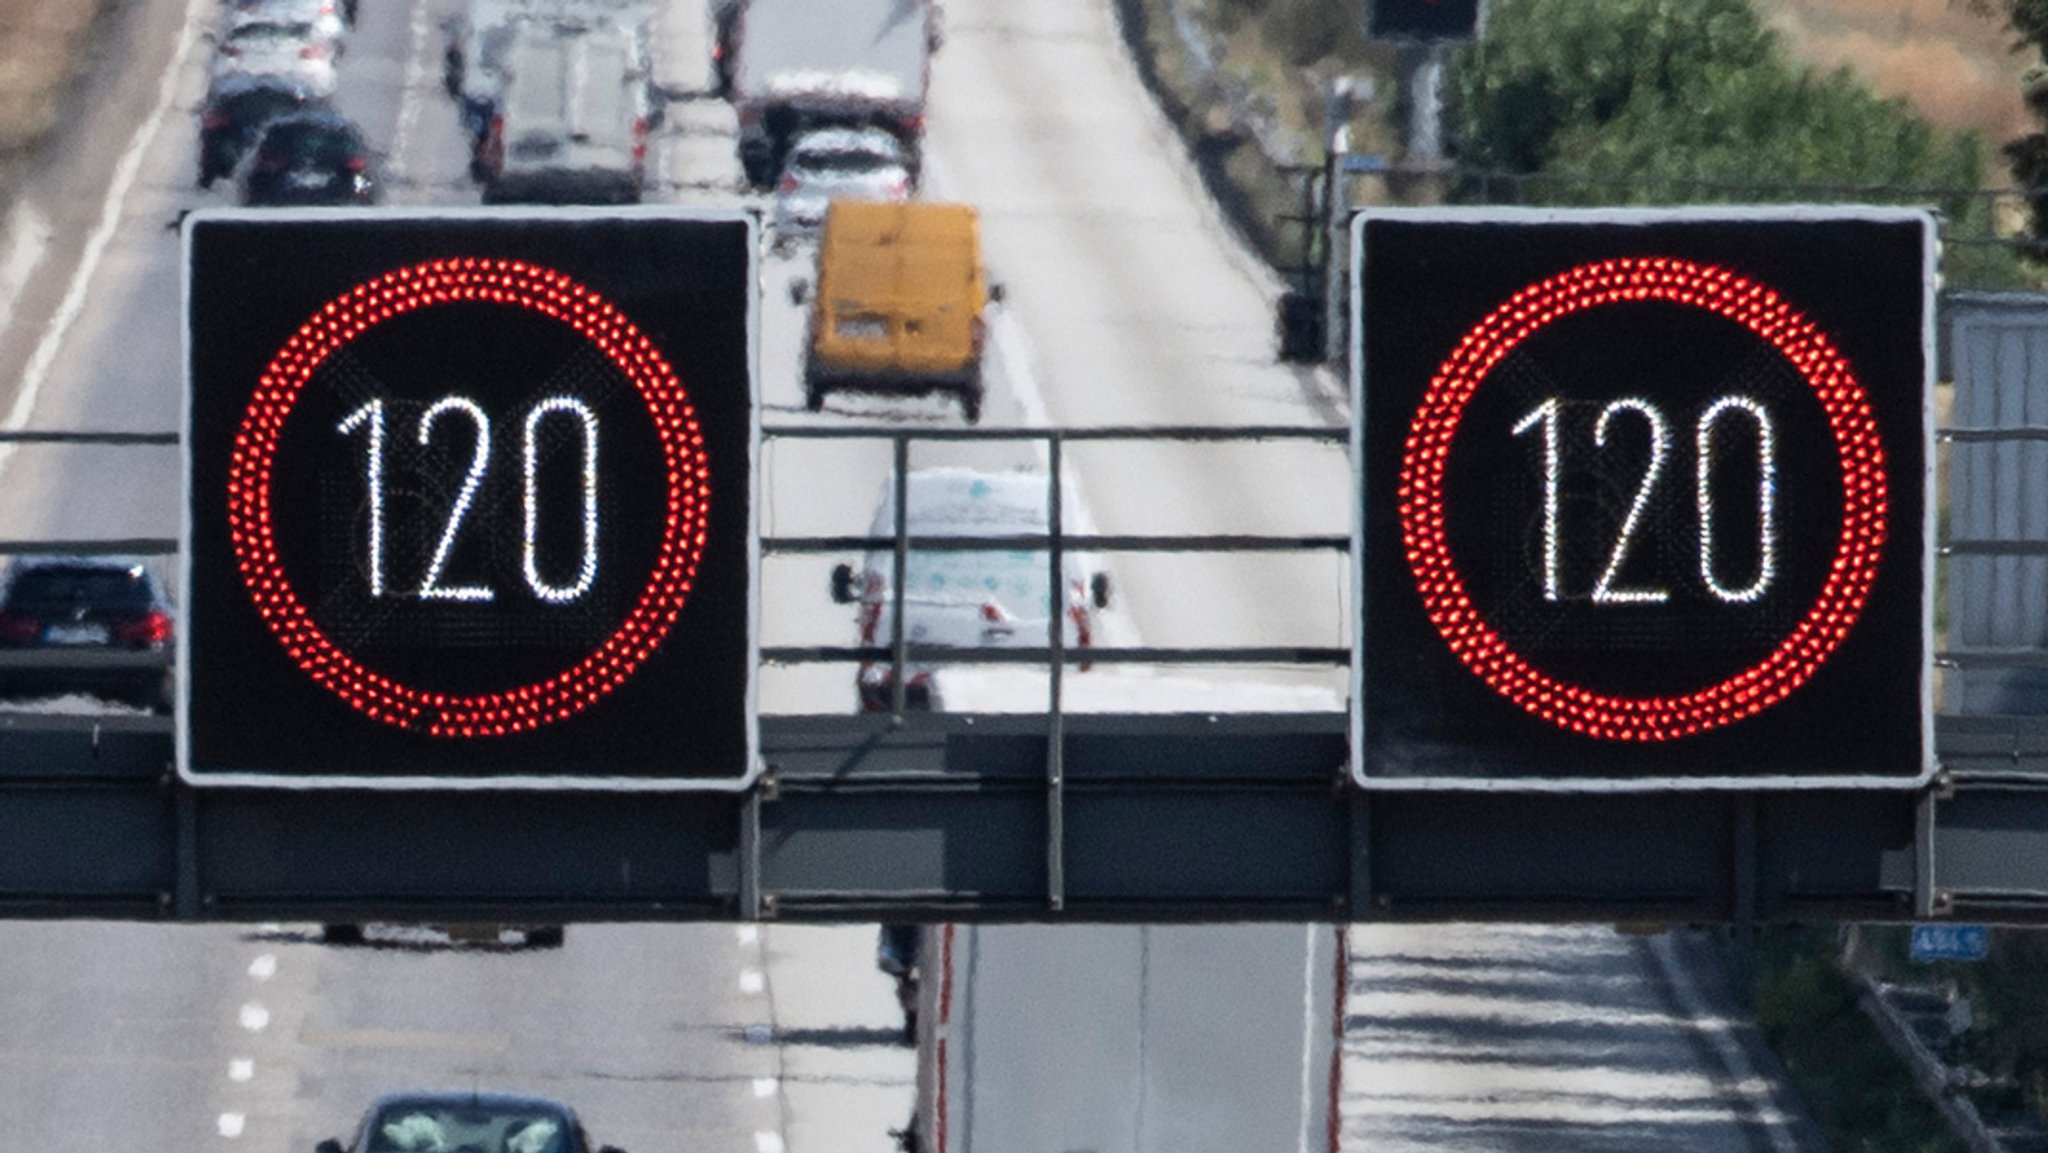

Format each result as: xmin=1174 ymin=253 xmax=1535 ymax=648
xmin=1353 ymin=208 xmax=1932 ymax=788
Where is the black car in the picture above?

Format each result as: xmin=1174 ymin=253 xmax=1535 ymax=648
xmin=0 ymin=557 xmax=173 ymax=712
xmin=239 ymin=109 xmax=378 ymax=205
xmin=199 ymin=73 xmax=320 ymax=187
xmin=318 ymin=1091 xmax=625 ymax=1153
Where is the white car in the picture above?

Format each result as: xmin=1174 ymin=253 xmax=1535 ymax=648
xmin=830 ymin=468 xmax=1112 ymax=712
xmin=211 ymin=19 xmax=342 ymax=98
xmin=773 ymin=126 xmax=913 ymax=249
xmin=222 ymin=0 xmax=349 ymax=44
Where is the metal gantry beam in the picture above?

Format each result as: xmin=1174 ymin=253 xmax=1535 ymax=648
xmin=5 ymin=711 xmax=2046 ymax=925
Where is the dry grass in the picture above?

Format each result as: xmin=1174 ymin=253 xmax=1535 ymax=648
xmin=1763 ymin=0 xmax=2033 ymax=151
xmin=0 ymin=0 xmax=114 ymax=165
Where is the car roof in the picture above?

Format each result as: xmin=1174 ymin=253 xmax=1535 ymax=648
xmin=204 ymin=71 xmax=319 ymax=102
xmin=869 ymin=467 xmax=1055 ymax=536
xmin=257 ymin=108 xmax=360 ymax=134
xmin=6 ymin=555 xmax=156 ymax=576
xmin=790 ymin=126 xmax=903 ymax=155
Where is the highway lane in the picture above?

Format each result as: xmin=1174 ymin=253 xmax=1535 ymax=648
xmin=1342 ymin=924 xmax=1821 ymax=1152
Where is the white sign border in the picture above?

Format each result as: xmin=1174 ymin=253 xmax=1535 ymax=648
xmin=177 ymin=205 xmax=764 ymax=792
xmin=1348 ymin=203 xmax=1940 ymax=793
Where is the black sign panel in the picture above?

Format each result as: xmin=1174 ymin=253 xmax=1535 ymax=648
xmin=1353 ymin=208 xmax=1932 ymax=787
xmin=181 ymin=209 xmax=757 ymax=788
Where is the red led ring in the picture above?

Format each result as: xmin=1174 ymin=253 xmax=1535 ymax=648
xmin=1398 ymin=256 xmax=1889 ymax=742
xmin=227 ymin=257 xmax=712 ymax=738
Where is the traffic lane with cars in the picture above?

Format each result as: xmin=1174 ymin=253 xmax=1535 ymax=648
xmin=270 ymin=924 xmax=784 ymax=1152
xmin=0 ymin=0 xmax=421 ymax=548
xmin=0 ymin=0 xmax=899 ymax=1150
xmin=919 ymin=0 xmax=1352 ymax=676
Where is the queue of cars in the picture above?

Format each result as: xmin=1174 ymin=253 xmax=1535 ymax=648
xmin=196 ymin=0 xmax=379 ymax=204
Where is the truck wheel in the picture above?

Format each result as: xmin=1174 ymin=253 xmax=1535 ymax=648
xmin=805 ymin=382 xmax=826 ymax=412
xmin=959 ymin=386 xmax=982 ymax=424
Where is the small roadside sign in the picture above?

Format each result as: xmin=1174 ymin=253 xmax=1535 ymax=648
xmin=1910 ymin=924 xmax=1990 ymax=963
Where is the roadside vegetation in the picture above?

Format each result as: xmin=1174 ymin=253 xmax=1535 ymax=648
xmin=1735 ymin=926 xmax=1968 ymax=1153
xmin=0 ymin=0 xmax=116 ymax=195
xmin=1117 ymin=0 xmax=2039 ymax=287
xmin=1843 ymin=924 xmax=2048 ymax=1131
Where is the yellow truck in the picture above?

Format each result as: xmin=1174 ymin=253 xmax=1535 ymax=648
xmin=801 ymin=200 xmax=993 ymax=422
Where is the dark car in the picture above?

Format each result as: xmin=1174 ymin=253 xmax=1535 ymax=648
xmin=198 ymin=73 xmax=320 ymax=187
xmin=239 ymin=110 xmax=378 ymax=205
xmin=318 ymin=1091 xmax=625 ymax=1153
xmin=0 ymin=557 xmax=173 ymax=712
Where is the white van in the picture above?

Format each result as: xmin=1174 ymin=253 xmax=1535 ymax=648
xmin=830 ymin=468 xmax=1113 ymax=711
xmin=479 ymin=20 xmax=654 ymax=204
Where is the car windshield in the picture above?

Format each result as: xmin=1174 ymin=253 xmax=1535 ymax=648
xmin=227 ymin=21 xmax=314 ymax=43
xmin=213 ymin=84 xmax=306 ymax=120
xmin=366 ymin=1103 xmax=574 ymax=1153
xmin=792 ymin=146 xmax=895 ymax=174
xmin=260 ymin=120 xmax=359 ymax=163
xmin=4 ymin=568 xmax=153 ymax=611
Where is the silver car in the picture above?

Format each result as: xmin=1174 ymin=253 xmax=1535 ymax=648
xmin=772 ymin=126 xmax=914 ymax=250
xmin=210 ymin=19 xmax=342 ymax=99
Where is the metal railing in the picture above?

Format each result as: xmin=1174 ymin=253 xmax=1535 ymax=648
xmin=758 ymin=423 xmax=1354 ymax=716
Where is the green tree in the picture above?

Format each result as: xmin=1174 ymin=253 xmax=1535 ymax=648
xmin=1447 ymin=0 xmax=1982 ymax=206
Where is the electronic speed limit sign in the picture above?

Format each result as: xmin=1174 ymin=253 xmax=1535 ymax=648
xmin=181 ymin=209 xmax=758 ymax=789
xmin=1352 ymin=207 xmax=1934 ymax=789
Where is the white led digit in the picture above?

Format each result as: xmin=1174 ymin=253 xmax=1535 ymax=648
xmin=1696 ymin=395 xmax=1776 ymax=604
xmin=417 ymin=395 xmax=494 ymax=602
xmin=522 ymin=396 xmax=599 ymax=603
xmin=1591 ymin=398 xmax=1670 ymax=605
xmin=336 ymin=398 xmax=387 ymax=598
xmin=1511 ymin=397 xmax=1563 ymax=602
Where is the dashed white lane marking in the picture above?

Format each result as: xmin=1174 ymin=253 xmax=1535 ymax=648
xmin=739 ymin=968 xmax=766 ymax=995
xmin=751 ymin=1077 xmax=778 ymax=1098
xmin=238 ymin=1003 xmax=270 ymax=1032
xmin=0 ymin=0 xmax=206 ymax=459
xmin=736 ymin=925 xmax=759 ymax=945
xmin=247 ymin=954 xmax=277 ymax=981
xmin=752 ymin=1132 xmax=784 ymax=1153
xmin=0 ymin=204 xmax=50 ymax=341
xmin=217 ymin=1113 xmax=246 ymax=1138
xmin=386 ymin=0 xmax=435 ymax=178
xmin=228 ymin=1057 xmax=255 ymax=1082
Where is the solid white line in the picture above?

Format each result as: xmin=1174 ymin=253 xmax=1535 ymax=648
xmin=1295 ymin=923 xmax=1318 ymax=1153
xmin=387 ymin=0 xmax=435 ymax=179
xmin=1647 ymin=932 xmax=1803 ymax=1153
xmin=5 ymin=0 xmax=203 ymax=437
